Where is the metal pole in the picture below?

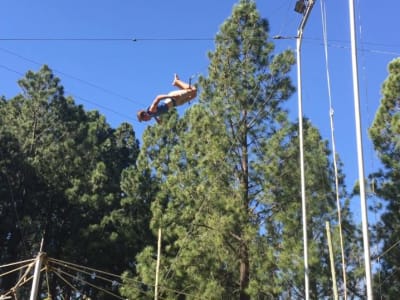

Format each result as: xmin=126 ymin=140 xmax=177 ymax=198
xmin=348 ymin=0 xmax=373 ymax=298
xmin=29 ymin=252 xmax=44 ymax=300
xmin=295 ymin=2 xmax=315 ymax=299
xmin=296 ymin=32 xmax=309 ymax=300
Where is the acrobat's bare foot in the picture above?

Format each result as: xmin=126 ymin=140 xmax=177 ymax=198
xmin=172 ymin=73 xmax=180 ymax=86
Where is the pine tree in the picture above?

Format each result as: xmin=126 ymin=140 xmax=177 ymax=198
xmin=257 ymin=119 xmax=363 ymax=298
xmin=369 ymin=57 xmax=400 ymax=298
xmin=122 ymin=1 xmax=362 ymax=298
xmin=122 ymin=1 xmax=295 ymax=298
xmin=0 ymin=65 xmax=142 ymax=299
xmin=121 ymin=110 xmax=186 ymax=299
xmin=193 ymin=1 xmax=295 ymax=297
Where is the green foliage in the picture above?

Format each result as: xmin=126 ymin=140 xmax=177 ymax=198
xmin=0 ymin=65 xmax=144 ymax=299
xmin=0 ymin=2 xmax=371 ymax=299
xmin=121 ymin=1 xmax=364 ymax=299
xmin=369 ymin=57 xmax=400 ymax=298
xmin=122 ymin=1 xmax=342 ymax=299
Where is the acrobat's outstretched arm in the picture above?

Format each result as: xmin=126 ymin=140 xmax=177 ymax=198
xmin=148 ymin=94 xmax=170 ymax=113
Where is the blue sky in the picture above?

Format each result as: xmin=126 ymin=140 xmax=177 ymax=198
xmin=1 ymin=0 xmax=399 ymax=228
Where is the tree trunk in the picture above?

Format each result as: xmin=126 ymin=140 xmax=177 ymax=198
xmin=239 ymin=113 xmax=250 ymax=300
xmin=239 ymin=242 xmax=250 ymax=300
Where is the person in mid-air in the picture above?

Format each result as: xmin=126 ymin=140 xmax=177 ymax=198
xmin=137 ymin=74 xmax=197 ymax=124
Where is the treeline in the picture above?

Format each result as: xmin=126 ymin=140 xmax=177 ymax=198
xmin=1 ymin=1 xmax=399 ymax=299
xmin=0 ymin=64 xmax=154 ymax=298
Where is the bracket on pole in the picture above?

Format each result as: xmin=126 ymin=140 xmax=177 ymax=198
xmin=294 ymin=0 xmax=307 ymax=14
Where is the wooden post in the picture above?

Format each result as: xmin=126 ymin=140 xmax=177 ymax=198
xmin=154 ymin=227 xmax=162 ymax=300
xmin=326 ymin=221 xmax=338 ymax=300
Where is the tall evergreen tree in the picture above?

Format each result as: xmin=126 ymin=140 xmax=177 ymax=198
xmin=257 ymin=119 xmax=363 ymax=298
xmin=196 ymin=2 xmax=295 ymax=298
xmin=0 ymin=65 xmax=143 ymax=299
xmin=121 ymin=1 xmax=362 ymax=299
xmin=120 ymin=110 xmax=185 ymax=298
xmin=122 ymin=1 xmax=293 ymax=298
xmin=369 ymin=57 xmax=400 ymax=298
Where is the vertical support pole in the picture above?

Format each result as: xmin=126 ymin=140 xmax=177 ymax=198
xmin=295 ymin=2 xmax=315 ymax=299
xmin=348 ymin=0 xmax=373 ymax=298
xmin=154 ymin=227 xmax=162 ymax=300
xmin=326 ymin=221 xmax=338 ymax=300
xmin=296 ymin=32 xmax=309 ymax=300
xmin=29 ymin=252 xmax=44 ymax=300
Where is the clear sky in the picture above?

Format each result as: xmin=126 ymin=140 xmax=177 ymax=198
xmin=1 ymin=0 xmax=399 ymax=227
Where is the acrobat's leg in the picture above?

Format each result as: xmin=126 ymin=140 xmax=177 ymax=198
xmin=172 ymin=74 xmax=193 ymax=90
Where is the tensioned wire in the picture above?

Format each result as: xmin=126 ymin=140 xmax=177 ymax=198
xmin=0 ymin=48 xmax=202 ymax=126
xmin=0 ymin=62 xmax=136 ymax=123
xmin=0 ymin=255 xmax=202 ymax=299
xmin=48 ymin=257 xmax=203 ymax=299
xmin=320 ymin=0 xmax=348 ymax=298
xmin=1 ymin=35 xmax=399 ymax=127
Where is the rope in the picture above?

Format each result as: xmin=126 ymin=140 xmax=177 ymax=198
xmin=49 ymin=257 xmax=201 ymax=298
xmin=49 ymin=258 xmax=123 ymax=280
xmin=354 ymin=0 xmax=383 ymax=295
xmin=0 ymin=259 xmax=35 ymax=269
xmin=51 ymin=268 xmax=80 ymax=293
xmin=8 ymin=265 xmax=41 ymax=296
xmin=0 ymin=37 xmax=214 ymax=42
xmin=320 ymin=1 xmax=348 ymax=298
xmin=54 ymin=267 xmax=126 ymax=300
xmin=373 ymin=239 xmax=400 ymax=261
xmin=0 ymin=62 xmax=137 ymax=124
xmin=0 ymin=262 xmax=32 ymax=279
